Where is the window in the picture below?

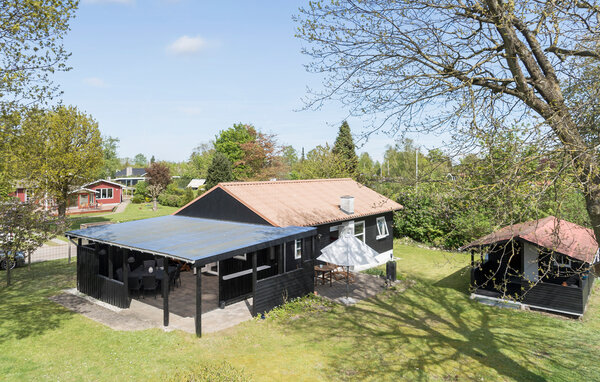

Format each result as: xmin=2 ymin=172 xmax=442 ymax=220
xmin=354 ymin=221 xmax=365 ymax=242
xmin=96 ymin=188 xmax=113 ymax=199
xmin=554 ymin=256 xmax=572 ymax=269
xmin=376 ymin=217 xmax=389 ymax=239
xmin=294 ymin=239 xmax=302 ymax=260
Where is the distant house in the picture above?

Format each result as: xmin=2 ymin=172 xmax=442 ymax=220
xmin=113 ymin=167 xmax=147 ymax=188
xmin=70 ymin=179 xmax=124 ymax=209
xmin=463 ymin=216 xmax=599 ymax=317
xmin=175 ymin=178 xmax=403 ymax=270
xmin=186 ymin=178 xmax=206 ymax=190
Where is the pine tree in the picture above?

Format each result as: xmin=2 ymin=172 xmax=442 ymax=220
xmin=205 ymin=152 xmax=233 ymax=189
xmin=332 ymin=121 xmax=359 ymax=178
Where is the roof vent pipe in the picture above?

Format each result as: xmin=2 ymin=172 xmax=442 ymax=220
xmin=340 ymin=195 xmax=354 ymax=214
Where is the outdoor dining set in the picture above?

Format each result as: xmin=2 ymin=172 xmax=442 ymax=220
xmin=125 ymin=258 xmax=182 ymax=299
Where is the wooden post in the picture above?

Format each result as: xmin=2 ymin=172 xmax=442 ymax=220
xmin=252 ymin=252 xmax=257 ymax=317
xmin=195 ymin=265 xmax=202 ymax=337
xmin=108 ymin=246 xmax=114 ymax=279
xmin=283 ymin=242 xmax=287 ymax=273
xmin=278 ymin=244 xmax=284 ymax=274
xmin=68 ymin=242 xmax=72 ymax=264
xmin=163 ymin=257 xmax=169 ymax=327
xmin=123 ymin=248 xmax=129 ymax=296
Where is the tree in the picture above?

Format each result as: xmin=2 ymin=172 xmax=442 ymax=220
xmin=0 ymin=198 xmax=66 ymax=286
xmin=205 ymin=152 xmax=233 ymax=190
xmin=98 ymin=136 xmax=120 ymax=179
xmin=187 ymin=142 xmax=215 ymax=179
xmin=145 ymin=162 xmax=171 ymax=211
xmin=296 ymin=1 xmax=600 ymax=247
xmin=21 ymin=106 xmax=103 ymax=216
xmin=1 ymin=1 xmax=78 ymax=107
xmin=291 ymin=143 xmax=350 ymax=180
xmin=332 ymin=121 xmax=359 ymax=178
xmin=214 ymin=123 xmax=254 ymax=179
xmin=150 ymin=155 xmax=156 ymax=164
xmin=133 ymin=153 xmax=148 ymax=167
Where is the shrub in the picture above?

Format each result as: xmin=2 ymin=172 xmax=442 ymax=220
xmin=164 ymin=361 xmax=250 ymax=382
xmin=157 ymin=193 xmax=182 ymax=207
xmin=131 ymin=194 xmax=145 ymax=204
xmin=134 ymin=181 xmax=148 ymax=197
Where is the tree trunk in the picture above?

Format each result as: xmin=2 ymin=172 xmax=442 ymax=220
xmin=153 ymin=197 xmax=157 ymax=211
xmin=6 ymin=258 xmax=11 ymax=287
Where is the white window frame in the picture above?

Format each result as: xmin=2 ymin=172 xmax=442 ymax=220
xmin=554 ymin=256 xmax=572 ymax=269
xmin=96 ymin=188 xmax=113 ymax=200
xmin=376 ymin=216 xmax=389 ymax=240
xmin=354 ymin=220 xmax=365 ymax=243
xmin=294 ymin=239 xmax=302 ymax=260
xmin=234 ymin=253 xmax=247 ymax=261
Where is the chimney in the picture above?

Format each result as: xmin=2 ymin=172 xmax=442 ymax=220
xmin=126 ymin=166 xmax=132 ymax=176
xmin=340 ymin=195 xmax=354 ymax=214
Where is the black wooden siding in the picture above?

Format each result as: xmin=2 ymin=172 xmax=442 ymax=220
xmin=77 ymin=245 xmax=130 ymax=308
xmin=175 ymin=187 xmax=270 ymax=225
xmin=315 ymin=211 xmax=395 ymax=257
xmin=521 ymin=281 xmax=585 ymax=315
xmin=254 ymin=261 xmax=314 ymax=315
xmin=219 ymin=248 xmax=279 ymax=304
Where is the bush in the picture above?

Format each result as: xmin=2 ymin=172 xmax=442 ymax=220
xmin=181 ymin=187 xmax=195 ymax=206
xmin=134 ymin=181 xmax=148 ymax=197
xmin=164 ymin=361 xmax=250 ymax=382
xmin=131 ymin=194 xmax=145 ymax=204
xmin=157 ymin=193 xmax=182 ymax=207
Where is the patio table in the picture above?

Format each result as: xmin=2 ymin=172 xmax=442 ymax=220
xmin=314 ymin=264 xmax=336 ymax=287
xmin=130 ymin=265 xmax=177 ymax=282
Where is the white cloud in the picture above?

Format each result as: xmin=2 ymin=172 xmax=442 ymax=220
xmin=167 ymin=35 xmax=207 ymax=55
xmin=83 ymin=0 xmax=135 ymax=4
xmin=83 ymin=77 xmax=109 ymax=88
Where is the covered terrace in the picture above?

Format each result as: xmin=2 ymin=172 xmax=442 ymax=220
xmin=66 ymin=215 xmax=316 ymax=336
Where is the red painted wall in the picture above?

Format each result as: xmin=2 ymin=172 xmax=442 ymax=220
xmin=11 ymin=188 xmax=27 ymax=202
xmin=87 ymin=181 xmax=122 ymax=204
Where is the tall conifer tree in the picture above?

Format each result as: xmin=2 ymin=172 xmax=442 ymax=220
xmin=332 ymin=121 xmax=359 ymax=178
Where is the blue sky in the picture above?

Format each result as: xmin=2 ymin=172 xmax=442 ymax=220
xmin=55 ymin=0 xmax=443 ymax=162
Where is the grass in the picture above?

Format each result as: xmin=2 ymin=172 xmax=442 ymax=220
xmin=1 ymin=241 xmax=599 ymax=381
xmin=66 ymin=202 xmax=179 ymax=231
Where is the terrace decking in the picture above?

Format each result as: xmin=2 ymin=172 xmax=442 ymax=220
xmin=315 ymin=272 xmax=388 ymax=303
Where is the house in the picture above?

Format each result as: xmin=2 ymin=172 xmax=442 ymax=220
xmin=186 ymin=178 xmax=206 ymax=190
xmin=462 ymin=216 xmax=599 ymax=317
xmin=64 ymin=178 xmax=401 ymax=337
xmin=174 ymin=178 xmax=403 ymax=270
xmin=69 ymin=179 xmax=124 ymax=210
xmin=113 ymin=167 xmax=147 ymax=188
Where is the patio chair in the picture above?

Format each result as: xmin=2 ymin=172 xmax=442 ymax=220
xmin=142 ymin=275 xmax=158 ymax=299
xmin=115 ymin=268 xmax=123 ymax=282
xmin=156 ymin=258 xmax=165 ymax=268
xmin=332 ymin=265 xmax=355 ymax=283
xmin=143 ymin=260 xmax=155 ymax=270
xmin=171 ymin=264 xmax=182 ymax=289
xmin=128 ymin=276 xmax=142 ymax=298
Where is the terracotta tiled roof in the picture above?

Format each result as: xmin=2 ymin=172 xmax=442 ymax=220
xmin=462 ymin=216 xmax=599 ymax=264
xmin=190 ymin=178 xmax=402 ymax=227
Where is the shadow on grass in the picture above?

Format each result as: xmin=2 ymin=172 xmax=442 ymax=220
xmin=433 ymin=266 xmax=471 ymax=295
xmin=286 ymin=277 xmax=571 ymax=381
xmin=0 ymin=260 xmax=77 ymax=344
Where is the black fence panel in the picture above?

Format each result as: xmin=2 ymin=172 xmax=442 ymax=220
xmin=77 ymin=245 xmax=130 ymax=308
xmin=254 ymin=261 xmax=314 ymax=315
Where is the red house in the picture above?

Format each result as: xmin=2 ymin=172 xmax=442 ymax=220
xmin=71 ymin=180 xmax=124 ymax=209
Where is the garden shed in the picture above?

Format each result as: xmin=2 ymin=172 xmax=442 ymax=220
xmin=463 ymin=216 xmax=599 ymax=316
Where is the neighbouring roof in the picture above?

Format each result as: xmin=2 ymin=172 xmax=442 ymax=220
xmin=462 ymin=216 xmax=599 ymax=264
xmin=187 ymin=178 xmax=206 ymax=189
xmin=81 ymin=179 xmax=125 ymax=189
xmin=185 ymin=178 xmax=402 ymax=227
xmin=69 ymin=188 xmax=97 ymax=195
xmin=114 ymin=167 xmax=146 ymax=178
xmin=66 ymin=215 xmax=315 ymax=265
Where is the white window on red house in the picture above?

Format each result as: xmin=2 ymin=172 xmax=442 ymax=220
xmin=96 ymin=188 xmax=113 ymax=199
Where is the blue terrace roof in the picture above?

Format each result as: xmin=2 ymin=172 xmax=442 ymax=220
xmin=66 ymin=215 xmax=316 ymax=265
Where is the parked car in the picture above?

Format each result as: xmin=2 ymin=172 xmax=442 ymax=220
xmin=0 ymin=251 xmax=25 ymax=270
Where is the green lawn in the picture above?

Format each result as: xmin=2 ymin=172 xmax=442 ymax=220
xmin=67 ymin=202 xmax=179 ymax=231
xmin=1 ymin=241 xmax=599 ymax=381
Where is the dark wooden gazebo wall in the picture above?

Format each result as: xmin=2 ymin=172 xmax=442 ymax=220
xmin=471 ymin=240 xmax=596 ymax=316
